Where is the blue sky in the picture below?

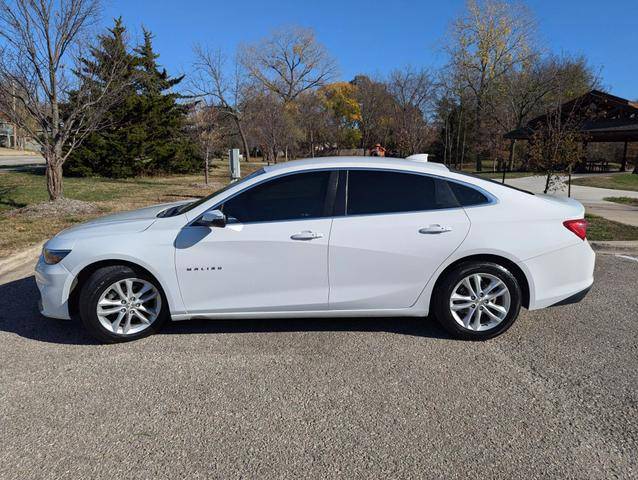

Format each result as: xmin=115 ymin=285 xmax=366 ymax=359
xmin=103 ymin=0 xmax=638 ymax=99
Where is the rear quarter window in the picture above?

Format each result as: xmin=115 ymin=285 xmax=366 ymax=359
xmin=448 ymin=182 xmax=490 ymax=207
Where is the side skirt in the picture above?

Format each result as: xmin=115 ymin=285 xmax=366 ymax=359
xmin=170 ymin=308 xmax=426 ymax=321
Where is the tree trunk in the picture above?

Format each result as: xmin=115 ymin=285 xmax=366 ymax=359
xmin=310 ymin=130 xmax=315 ymax=158
xmin=46 ymin=159 xmax=63 ymax=201
xmin=475 ymin=101 xmax=482 ymax=172
xmin=620 ymin=142 xmax=628 ymax=172
xmin=455 ymin=107 xmax=463 ymax=169
xmin=507 ymin=139 xmax=516 ymax=171
xmin=233 ymin=117 xmax=250 ymax=162
xmin=204 ymin=147 xmax=209 ymax=185
xmin=544 ymin=171 xmax=551 ymax=194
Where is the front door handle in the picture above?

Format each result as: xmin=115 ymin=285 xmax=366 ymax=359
xmin=291 ymin=230 xmax=324 ymax=241
xmin=419 ymin=224 xmax=452 ymax=234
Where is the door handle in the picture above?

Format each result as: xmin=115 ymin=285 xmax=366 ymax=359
xmin=419 ymin=224 xmax=452 ymax=234
xmin=291 ymin=230 xmax=323 ymax=241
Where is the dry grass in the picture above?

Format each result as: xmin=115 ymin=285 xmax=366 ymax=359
xmin=0 ymin=161 xmax=264 ymax=258
xmin=571 ymin=173 xmax=638 ymax=192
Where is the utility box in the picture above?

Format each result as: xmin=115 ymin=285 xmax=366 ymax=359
xmin=229 ymin=148 xmax=241 ymax=181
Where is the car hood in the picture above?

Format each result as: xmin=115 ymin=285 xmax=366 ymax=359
xmin=54 ymin=200 xmax=189 ymax=241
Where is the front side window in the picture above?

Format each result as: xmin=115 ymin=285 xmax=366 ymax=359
xmin=222 ymin=171 xmax=331 ymax=223
xmin=346 ymin=170 xmax=458 ymax=215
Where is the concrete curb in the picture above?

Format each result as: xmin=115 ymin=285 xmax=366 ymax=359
xmin=590 ymin=240 xmax=638 ymax=255
xmin=0 ymin=241 xmax=44 ymax=277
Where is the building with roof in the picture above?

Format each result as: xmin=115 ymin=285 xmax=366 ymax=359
xmin=505 ymin=90 xmax=638 ymax=173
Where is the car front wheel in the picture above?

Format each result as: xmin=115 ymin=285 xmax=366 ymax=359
xmin=78 ymin=265 xmax=168 ymax=343
xmin=432 ymin=261 xmax=522 ymax=340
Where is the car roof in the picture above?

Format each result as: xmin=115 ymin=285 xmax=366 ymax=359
xmin=263 ymin=156 xmax=450 ymax=175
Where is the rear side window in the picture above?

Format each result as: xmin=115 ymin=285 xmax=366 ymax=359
xmin=222 ymin=171 xmax=331 ymax=223
xmin=346 ymin=170 xmax=459 ymax=215
xmin=448 ymin=182 xmax=490 ymax=206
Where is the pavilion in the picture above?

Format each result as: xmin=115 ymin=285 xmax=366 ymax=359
xmin=504 ymin=90 xmax=638 ymax=173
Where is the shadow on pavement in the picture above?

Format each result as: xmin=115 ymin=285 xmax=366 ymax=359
xmin=0 ymin=275 xmax=449 ymax=345
xmin=0 ymin=275 xmax=98 ymax=345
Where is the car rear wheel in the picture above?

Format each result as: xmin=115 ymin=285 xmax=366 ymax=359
xmin=78 ymin=265 xmax=168 ymax=343
xmin=433 ymin=261 xmax=522 ymax=340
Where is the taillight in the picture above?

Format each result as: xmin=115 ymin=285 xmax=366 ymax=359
xmin=563 ymin=219 xmax=588 ymax=240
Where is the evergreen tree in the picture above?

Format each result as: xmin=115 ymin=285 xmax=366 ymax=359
xmin=65 ymin=19 xmax=199 ymax=178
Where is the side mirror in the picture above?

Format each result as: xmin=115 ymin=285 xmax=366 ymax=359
xmin=199 ymin=209 xmax=227 ymax=228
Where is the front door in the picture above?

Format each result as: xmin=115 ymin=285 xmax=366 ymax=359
xmin=328 ymin=169 xmax=471 ymax=310
xmin=175 ymin=171 xmax=335 ymax=314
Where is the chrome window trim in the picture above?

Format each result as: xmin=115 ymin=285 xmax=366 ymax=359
xmin=186 ymin=166 xmax=498 ymax=227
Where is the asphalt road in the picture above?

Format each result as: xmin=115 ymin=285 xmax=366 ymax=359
xmin=0 ymin=254 xmax=636 ymax=479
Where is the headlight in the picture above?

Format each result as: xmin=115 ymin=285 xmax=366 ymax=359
xmin=43 ymin=248 xmax=71 ymax=265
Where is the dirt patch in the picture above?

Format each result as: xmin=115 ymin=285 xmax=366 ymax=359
xmin=3 ymin=198 xmax=100 ymax=219
xmin=188 ymin=182 xmax=217 ymax=190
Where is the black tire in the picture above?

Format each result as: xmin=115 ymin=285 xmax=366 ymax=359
xmin=78 ymin=265 xmax=168 ymax=343
xmin=432 ymin=261 xmax=522 ymax=340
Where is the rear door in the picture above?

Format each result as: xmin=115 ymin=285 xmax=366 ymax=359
xmin=328 ymin=169 xmax=471 ymax=310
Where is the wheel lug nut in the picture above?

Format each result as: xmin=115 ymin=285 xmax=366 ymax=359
xmin=120 ymin=308 xmax=126 ymax=312
xmin=471 ymin=296 xmax=476 ymax=300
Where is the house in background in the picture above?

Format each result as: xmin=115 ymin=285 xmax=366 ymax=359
xmin=0 ymin=112 xmax=15 ymax=148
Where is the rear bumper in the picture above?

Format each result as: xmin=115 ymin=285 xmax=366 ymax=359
xmin=523 ymin=241 xmax=595 ymax=310
xmin=549 ymin=284 xmax=592 ymax=307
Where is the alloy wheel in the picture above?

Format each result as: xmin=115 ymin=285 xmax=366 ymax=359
xmin=96 ymin=278 xmax=162 ymax=335
xmin=449 ymin=273 xmax=511 ymax=332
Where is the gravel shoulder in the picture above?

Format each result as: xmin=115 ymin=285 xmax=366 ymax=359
xmin=0 ymin=254 xmax=636 ymax=479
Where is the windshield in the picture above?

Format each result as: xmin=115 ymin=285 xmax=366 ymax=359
xmin=158 ymin=168 xmax=267 ymax=217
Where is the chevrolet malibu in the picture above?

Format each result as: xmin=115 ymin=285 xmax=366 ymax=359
xmin=36 ymin=156 xmax=595 ymax=343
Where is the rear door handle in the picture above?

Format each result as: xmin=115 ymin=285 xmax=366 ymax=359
xmin=291 ymin=230 xmax=323 ymax=241
xmin=419 ymin=224 xmax=452 ymax=234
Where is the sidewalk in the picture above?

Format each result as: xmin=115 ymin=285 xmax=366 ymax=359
xmin=504 ymin=175 xmax=638 ymax=227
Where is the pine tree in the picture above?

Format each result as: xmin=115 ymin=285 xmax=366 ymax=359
xmin=129 ymin=29 xmax=198 ymax=175
xmin=65 ymin=20 xmax=199 ymax=178
xmin=65 ymin=18 xmax=138 ymax=177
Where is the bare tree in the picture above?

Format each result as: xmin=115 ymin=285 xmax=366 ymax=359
xmin=387 ymin=67 xmax=436 ymax=156
xmin=488 ymin=54 xmax=598 ymax=170
xmin=446 ymin=0 xmax=536 ymax=171
xmin=246 ymin=92 xmax=300 ymax=164
xmin=239 ymin=26 xmax=337 ymax=103
xmin=191 ymin=45 xmax=252 ymax=161
xmin=296 ymin=90 xmax=331 ymax=157
xmin=0 ymin=0 xmax=123 ymax=200
xmin=191 ymin=104 xmax=224 ymax=185
xmin=351 ymin=75 xmax=395 ymax=150
xmin=528 ymin=102 xmax=584 ymax=193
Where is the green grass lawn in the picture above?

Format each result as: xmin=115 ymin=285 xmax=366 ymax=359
xmin=0 ymin=162 xmax=263 ymax=257
xmin=586 ymin=214 xmax=638 ymax=241
xmin=603 ymin=196 xmax=638 ymax=207
xmin=571 ymin=173 xmax=638 ymax=192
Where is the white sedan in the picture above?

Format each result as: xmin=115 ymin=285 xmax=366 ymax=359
xmin=36 ymin=157 xmax=595 ymax=343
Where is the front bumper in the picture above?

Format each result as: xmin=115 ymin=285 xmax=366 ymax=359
xmin=35 ymin=255 xmax=73 ymax=319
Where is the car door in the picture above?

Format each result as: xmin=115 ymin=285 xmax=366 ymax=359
xmin=175 ymin=170 xmax=337 ymax=314
xmin=328 ymin=169 xmax=471 ymax=310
